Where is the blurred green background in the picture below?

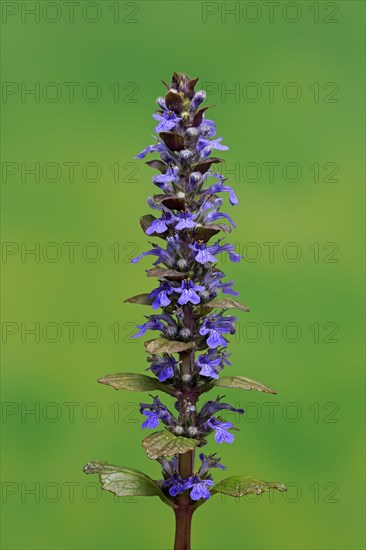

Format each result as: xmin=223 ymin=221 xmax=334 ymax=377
xmin=1 ymin=1 xmax=365 ymax=549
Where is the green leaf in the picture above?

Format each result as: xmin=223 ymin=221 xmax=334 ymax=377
xmin=144 ymin=338 xmax=194 ymax=354
xmin=213 ymin=376 xmax=276 ymax=394
xmin=147 ymin=267 xmax=188 ymax=280
xmin=206 ymin=298 xmax=250 ymax=312
xmin=124 ymin=293 xmax=152 ymax=305
xmin=212 ymin=476 xmax=287 ymax=497
xmin=142 ymin=430 xmax=199 ymax=460
xmin=98 ymin=373 xmax=175 ymax=395
xmin=83 ymin=460 xmax=172 ymax=505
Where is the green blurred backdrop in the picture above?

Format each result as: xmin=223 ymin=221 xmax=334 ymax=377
xmin=1 ymin=1 xmax=365 ymax=549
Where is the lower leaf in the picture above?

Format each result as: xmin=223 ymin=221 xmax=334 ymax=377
xmin=83 ymin=460 xmax=172 ymax=505
xmin=212 ymin=476 xmax=287 ymax=497
xmin=98 ymin=372 xmax=175 ymax=396
xmin=213 ymin=376 xmax=276 ymax=394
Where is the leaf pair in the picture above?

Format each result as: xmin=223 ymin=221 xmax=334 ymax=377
xmin=98 ymin=368 xmax=277 ymax=397
xmin=83 ymin=461 xmax=287 ymax=503
xmin=125 ymin=293 xmax=250 ymax=313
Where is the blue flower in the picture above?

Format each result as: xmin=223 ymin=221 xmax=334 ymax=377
xmin=149 ymin=282 xmax=174 ymax=310
xmin=197 ymin=397 xmax=244 ymax=425
xmin=146 ymin=213 xmax=176 ymax=235
xmin=141 ymin=410 xmax=160 ymax=429
xmin=157 ymin=456 xmax=178 ymax=478
xmin=135 ymin=141 xmax=166 ymax=159
xmin=200 ymin=326 xmax=226 ymax=348
xmin=213 ymin=242 xmax=242 ymax=263
xmin=199 ymin=118 xmax=216 ymax=137
xmin=190 ymin=242 xmax=218 ymax=264
xmin=149 ymin=355 xmax=178 ymax=382
xmin=196 ymin=136 xmax=228 ymax=159
xmin=153 ymin=109 xmax=182 ymax=133
xmin=153 ymin=165 xmax=179 ymax=192
xmin=201 ymin=196 xmax=236 ymax=227
xmin=199 ymin=314 xmax=236 ymax=348
xmin=175 ymin=211 xmax=197 ymax=230
xmin=132 ymin=236 xmax=188 ymax=270
xmin=162 ymin=474 xmax=191 ymax=497
xmin=196 ymin=351 xmax=222 ymax=379
xmin=146 ymin=218 xmax=169 ymax=235
xmin=217 ymin=279 xmax=239 ymax=296
xmin=198 ymin=453 xmax=226 ymax=476
xmin=132 ymin=241 xmax=177 ymax=267
xmin=132 ymin=313 xmax=179 ymax=339
xmin=207 ymin=418 xmax=235 ymax=444
xmin=205 ymin=209 xmax=236 ymax=228
xmin=132 ymin=317 xmax=165 ymax=338
xmin=203 ymin=181 xmax=238 ymax=205
xmin=131 ymin=246 xmax=166 ymax=265
xmin=191 ymin=241 xmax=242 ymax=264
xmin=162 ymin=473 xmax=215 ymax=501
xmin=174 ymin=279 xmax=205 ymax=305
xmin=189 ymin=476 xmax=215 ymax=501
xmin=140 ymin=397 xmax=175 ymax=429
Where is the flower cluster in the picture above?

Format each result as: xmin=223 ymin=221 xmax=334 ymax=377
xmin=84 ymin=73 xmax=286 ymax=550
xmin=133 ymin=72 xmax=245 ymax=502
xmin=160 ymin=453 xmax=225 ymax=501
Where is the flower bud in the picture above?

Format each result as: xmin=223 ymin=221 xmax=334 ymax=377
xmin=166 ymin=327 xmax=178 ymax=338
xmin=160 ymin=152 xmax=171 ymax=163
xmin=179 ymin=149 xmax=193 ymax=162
xmin=199 ymin=290 xmax=210 ymax=301
xmin=180 ymin=327 xmax=192 ymax=340
xmin=174 ymin=426 xmax=184 ymax=435
xmin=187 ymin=426 xmax=198 ymax=436
xmin=186 ymin=127 xmax=199 ymax=137
xmin=191 ymin=90 xmax=206 ymax=110
xmin=189 ymin=172 xmax=202 ymax=185
xmin=156 ymin=96 xmax=166 ymax=109
xmin=177 ymin=258 xmax=188 ymax=270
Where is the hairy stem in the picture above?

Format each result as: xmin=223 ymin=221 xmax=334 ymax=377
xmin=178 ymin=348 xmax=196 ymax=505
xmin=174 ymin=239 xmax=198 ymax=549
xmin=174 ymin=506 xmax=194 ymax=550
xmin=175 ymin=323 xmax=196 ymax=548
